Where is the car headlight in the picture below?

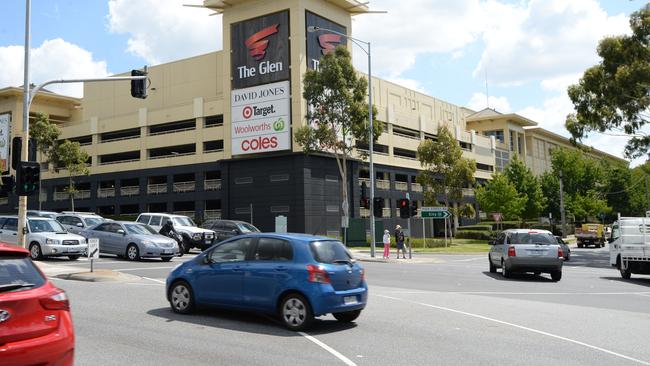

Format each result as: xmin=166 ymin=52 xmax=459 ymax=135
xmin=45 ymin=238 xmax=60 ymax=245
xmin=192 ymin=233 xmax=202 ymax=241
xmin=142 ymin=240 xmax=155 ymax=247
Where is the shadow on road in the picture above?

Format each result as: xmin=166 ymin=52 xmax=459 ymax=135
xmin=147 ymin=307 xmax=357 ymax=336
xmin=601 ymin=276 xmax=650 ymax=288
xmin=564 ymin=248 xmax=611 ymax=270
xmin=482 ymin=271 xmax=555 ymax=282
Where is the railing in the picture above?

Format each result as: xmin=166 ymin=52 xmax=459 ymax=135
xmin=100 ymin=135 xmax=140 ymax=144
xmin=411 ymin=183 xmax=423 ymax=192
xmin=0 ymin=197 xmax=8 ymax=205
xmin=147 ymin=183 xmax=167 ymax=195
xmin=100 ymin=158 xmax=140 ymax=166
xmin=462 ymin=188 xmax=475 ymax=197
xmin=360 ymin=208 xmax=370 ymax=218
xmin=358 ymin=178 xmax=370 ymax=188
xmin=149 ymin=152 xmax=195 ymax=160
xmin=204 ymin=179 xmax=222 ymax=191
xmin=148 ymin=127 xmax=195 ymax=137
xmin=120 ymin=186 xmax=140 ymax=197
xmin=382 ymin=207 xmax=391 ymax=218
xmin=376 ymin=179 xmax=390 ymax=190
xmin=73 ymin=190 xmax=91 ymax=200
xmin=173 ymin=211 xmax=195 ymax=218
xmin=54 ymin=192 xmax=68 ymax=201
xmin=395 ymin=181 xmax=408 ymax=191
xmin=173 ymin=181 xmax=196 ymax=193
xmin=204 ymin=210 xmax=222 ymax=220
xmin=393 ymin=131 xmax=420 ymax=140
xmin=98 ymin=188 xmax=115 ymax=198
xmin=203 ymin=148 xmax=224 ymax=154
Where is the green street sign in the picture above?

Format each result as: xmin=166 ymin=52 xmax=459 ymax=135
xmin=421 ymin=210 xmax=451 ymax=219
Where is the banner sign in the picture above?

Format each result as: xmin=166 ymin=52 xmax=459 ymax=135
xmin=231 ymin=81 xmax=291 ymax=155
xmin=0 ymin=113 xmax=10 ymax=173
xmin=231 ymin=11 xmax=290 ymax=89
xmin=306 ymin=11 xmax=346 ymax=70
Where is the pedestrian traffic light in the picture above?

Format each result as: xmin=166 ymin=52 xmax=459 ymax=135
xmin=398 ymin=198 xmax=410 ymax=218
xmin=131 ymin=69 xmax=148 ymax=99
xmin=0 ymin=175 xmax=14 ymax=194
xmin=410 ymin=201 xmax=418 ymax=217
xmin=16 ymin=161 xmax=39 ymax=196
xmin=373 ymin=197 xmax=383 ymax=217
xmin=11 ymin=137 xmax=37 ymax=170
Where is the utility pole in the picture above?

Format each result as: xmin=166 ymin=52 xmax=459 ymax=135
xmin=645 ymin=175 xmax=649 ymax=211
xmin=559 ymin=170 xmax=566 ymax=239
xmin=18 ymin=0 xmax=32 ymax=248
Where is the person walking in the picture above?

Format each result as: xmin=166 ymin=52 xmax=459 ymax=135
xmin=394 ymin=225 xmax=406 ymax=259
xmin=382 ymin=229 xmax=391 ymax=259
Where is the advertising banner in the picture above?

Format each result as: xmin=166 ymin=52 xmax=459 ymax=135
xmin=231 ymin=81 xmax=291 ymax=155
xmin=231 ymin=11 xmax=290 ymax=89
xmin=306 ymin=11 xmax=347 ymax=70
xmin=0 ymin=113 xmax=10 ymax=173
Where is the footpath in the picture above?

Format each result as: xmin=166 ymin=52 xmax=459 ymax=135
xmin=349 ymin=249 xmax=444 ymax=264
xmin=36 ymin=261 xmax=139 ymax=282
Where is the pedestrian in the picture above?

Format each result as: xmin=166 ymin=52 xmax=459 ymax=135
xmin=159 ymin=219 xmax=184 ymax=257
xmin=394 ymin=225 xmax=406 ymax=259
xmin=382 ymin=229 xmax=391 ymax=259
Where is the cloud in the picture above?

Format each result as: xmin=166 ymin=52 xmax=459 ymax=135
xmin=0 ymin=39 xmax=109 ymax=97
xmin=107 ymin=0 xmax=222 ymax=65
xmin=466 ymin=92 xmax=512 ymax=113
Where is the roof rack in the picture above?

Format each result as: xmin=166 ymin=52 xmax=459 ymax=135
xmin=60 ymin=211 xmax=100 ymax=215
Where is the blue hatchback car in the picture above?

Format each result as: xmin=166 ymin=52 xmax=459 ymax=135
xmin=166 ymin=233 xmax=367 ymax=331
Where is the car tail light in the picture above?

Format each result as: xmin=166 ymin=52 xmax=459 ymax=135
xmin=558 ymin=247 xmax=564 ymax=258
xmin=307 ymin=265 xmax=330 ymax=284
xmin=507 ymin=246 xmax=516 ymax=257
xmin=40 ymin=288 xmax=70 ymax=311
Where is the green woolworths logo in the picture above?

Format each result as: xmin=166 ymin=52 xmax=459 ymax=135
xmin=273 ymin=118 xmax=285 ymax=132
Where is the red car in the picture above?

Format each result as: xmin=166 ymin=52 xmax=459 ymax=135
xmin=0 ymin=243 xmax=74 ymax=366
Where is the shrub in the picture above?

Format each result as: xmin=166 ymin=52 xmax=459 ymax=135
xmin=456 ymin=230 xmax=493 ymax=240
xmin=457 ymin=225 xmax=492 ymax=231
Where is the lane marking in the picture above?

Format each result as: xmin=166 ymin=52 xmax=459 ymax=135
xmin=298 ymin=332 xmax=357 ymax=366
xmin=113 ymin=266 xmax=176 ymax=271
xmin=142 ymin=277 xmax=166 ymax=284
xmin=378 ymin=294 xmax=650 ymax=365
xmin=381 ymin=290 xmax=650 ymax=296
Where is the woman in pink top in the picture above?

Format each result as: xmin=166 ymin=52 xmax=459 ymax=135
xmin=382 ymin=229 xmax=391 ymax=259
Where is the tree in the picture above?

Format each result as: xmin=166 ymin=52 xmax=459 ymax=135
xmin=417 ymin=125 xmax=476 ymax=233
xmin=476 ymin=173 xmax=526 ymax=221
xmin=55 ymin=140 xmax=89 ymax=211
xmin=295 ymin=46 xmax=380 ymax=226
xmin=565 ymin=5 xmax=650 ymax=159
xmin=30 ymin=113 xmax=61 ymax=166
xmin=604 ymin=164 xmax=633 ymax=217
xmin=503 ymin=155 xmax=546 ymax=220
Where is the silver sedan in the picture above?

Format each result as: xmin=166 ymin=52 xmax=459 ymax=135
xmin=80 ymin=221 xmax=179 ymax=261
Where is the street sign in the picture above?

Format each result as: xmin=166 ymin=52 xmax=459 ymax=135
xmin=421 ymin=207 xmax=451 ymax=219
xmin=87 ymin=238 xmax=99 ymax=259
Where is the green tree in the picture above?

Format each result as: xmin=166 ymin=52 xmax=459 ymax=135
xmin=55 ymin=140 xmax=89 ymax=211
xmin=295 ymin=46 xmax=380 ymax=223
xmin=540 ymin=172 xmax=561 ymax=220
xmin=417 ymin=125 xmax=476 ymax=233
xmin=30 ymin=113 xmax=61 ymax=169
xmin=503 ymin=155 xmax=547 ymax=220
xmin=476 ymin=173 xmax=526 ymax=221
xmin=565 ymin=5 xmax=650 ymax=159
xmin=604 ymin=164 xmax=633 ymax=217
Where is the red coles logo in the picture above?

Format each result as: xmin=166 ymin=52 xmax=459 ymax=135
xmin=245 ymin=24 xmax=280 ymax=60
xmin=318 ymin=34 xmax=343 ymax=55
xmin=241 ymin=136 xmax=278 ymax=151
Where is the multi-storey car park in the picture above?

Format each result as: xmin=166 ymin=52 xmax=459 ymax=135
xmin=0 ymin=0 xmax=626 ymax=237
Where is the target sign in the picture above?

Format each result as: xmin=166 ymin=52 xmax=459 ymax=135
xmin=242 ymin=106 xmax=253 ymax=119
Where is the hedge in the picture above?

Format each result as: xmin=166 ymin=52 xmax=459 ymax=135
xmin=457 ymin=225 xmax=492 ymax=231
xmin=456 ymin=230 xmax=493 ymax=240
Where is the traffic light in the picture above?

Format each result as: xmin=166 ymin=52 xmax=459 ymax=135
xmin=398 ymin=198 xmax=410 ymax=218
xmin=11 ymin=137 xmax=37 ymax=170
xmin=131 ymin=69 xmax=148 ymax=99
xmin=16 ymin=161 xmax=39 ymax=196
xmin=410 ymin=201 xmax=418 ymax=217
xmin=373 ymin=197 xmax=383 ymax=217
xmin=0 ymin=175 xmax=14 ymax=194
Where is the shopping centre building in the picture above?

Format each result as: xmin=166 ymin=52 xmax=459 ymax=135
xmin=0 ymin=0 xmax=626 ymax=235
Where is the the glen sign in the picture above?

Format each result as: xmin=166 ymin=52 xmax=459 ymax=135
xmin=231 ymin=11 xmax=290 ymax=89
xmin=421 ymin=206 xmax=451 ymax=219
xmin=306 ymin=11 xmax=347 ymax=70
xmin=231 ymin=81 xmax=290 ymax=155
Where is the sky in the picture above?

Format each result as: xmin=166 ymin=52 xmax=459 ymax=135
xmin=0 ymin=0 xmax=646 ymax=165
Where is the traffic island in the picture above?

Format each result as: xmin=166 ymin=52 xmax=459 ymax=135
xmin=55 ymin=269 xmax=140 ymax=283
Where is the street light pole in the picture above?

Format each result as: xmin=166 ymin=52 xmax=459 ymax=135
xmin=307 ymin=26 xmax=376 ymax=257
xmin=18 ymin=0 xmax=32 ymax=248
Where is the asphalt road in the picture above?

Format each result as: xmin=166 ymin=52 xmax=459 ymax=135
xmin=49 ymin=245 xmax=650 ymax=366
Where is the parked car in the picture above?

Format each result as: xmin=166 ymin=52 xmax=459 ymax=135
xmin=555 ymin=236 xmax=571 ymax=261
xmin=0 ymin=243 xmax=75 ymax=365
xmin=136 ymin=213 xmax=216 ymax=252
xmin=488 ymin=229 xmax=563 ymax=281
xmin=27 ymin=210 xmax=59 ymax=219
xmin=0 ymin=216 xmax=88 ymax=261
xmin=80 ymin=221 xmax=179 ymax=261
xmin=56 ymin=212 xmax=105 ymax=235
xmin=166 ymin=233 xmax=367 ymax=331
xmin=201 ymin=219 xmax=260 ymax=242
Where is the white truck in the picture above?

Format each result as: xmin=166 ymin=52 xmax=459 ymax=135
xmin=609 ymin=217 xmax=650 ymax=279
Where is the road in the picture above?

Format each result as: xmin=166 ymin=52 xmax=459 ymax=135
xmin=47 ymin=245 xmax=650 ymax=366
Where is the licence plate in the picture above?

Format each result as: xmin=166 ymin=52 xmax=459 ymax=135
xmin=163 ymin=249 xmax=173 ymax=254
xmin=343 ymin=296 xmax=357 ymax=305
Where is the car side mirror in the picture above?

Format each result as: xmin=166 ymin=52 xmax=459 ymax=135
xmin=202 ymin=255 xmax=213 ymax=265
xmin=232 ymin=229 xmax=240 ymax=235
xmin=488 ymin=240 xmax=495 ymax=245
xmin=117 ymin=229 xmax=125 ymax=235
xmin=76 ymin=223 xmax=83 ymax=227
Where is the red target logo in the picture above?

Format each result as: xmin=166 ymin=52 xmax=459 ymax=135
xmin=242 ymin=106 xmax=253 ymax=119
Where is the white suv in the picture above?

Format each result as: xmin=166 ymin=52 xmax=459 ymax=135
xmin=136 ymin=213 xmax=216 ymax=252
xmin=0 ymin=216 xmax=88 ymax=260
xmin=56 ymin=212 xmax=106 ymax=234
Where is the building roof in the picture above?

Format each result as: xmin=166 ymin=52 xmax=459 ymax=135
xmin=466 ymin=108 xmax=537 ymax=127
xmin=0 ymin=86 xmax=81 ymax=106
xmin=197 ymin=0 xmax=372 ymax=14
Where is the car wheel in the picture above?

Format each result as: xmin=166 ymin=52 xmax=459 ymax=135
xmin=126 ymin=244 xmax=140 ymax=261
xmin=620 ymin=265 xmax=632 ymax=279
xmin=68 ymin=255 xmax=80 ymax=260
xmin=182 ymin=237 xmax=192 ymax=254
xmin=551 ymin=270 xmax=562 ymax=282
xmin=280 ymin=294 xmax=314 ymax=331
xmin=333 ymin=309 xmax=362 ymax=323
xmin=501 ymin=260 xmax=510 ymax=278
xmin=488 ymin=256 xmax=496 ymax=273
xmin=161 ymin=257 xmax=172 ymax=262
xmin=29 ymin=242 xmax=43 ymax=260
xmin=169 ymin=281 xmax=195 ymax=314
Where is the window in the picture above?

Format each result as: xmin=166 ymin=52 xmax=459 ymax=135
xmin=0 ymin=218 xmax=6 ymax=227
xmin=203 ymin=140 xmax=224 ymax=153
xmin=208 ymin=238 xmax=254 ymax=263
xmin=254 ymin=238 xmax=293 ymax=261
xmin=29 ymin=220 xmax=65 ymax=233
xmin=204 ymin=115 xmax=224 ymax=128
xmin=309 ymin=240 xmax=352 ymax=264
xmin=94 ymin=223 xmax=111 ymax=232
xmin=83 ymin=217 xmax=102 ymax=227
xmin=107 ymin=224 xmax=124 ymax=234
xmin=483 ymin=130 xmax=504 ymax=143
xmin=510 ymin=131 xmax=515 ymax=151
xmin=137 ymin=215 xmax=151 ymax=224
xmin=3 ymin=218 xmax=17 ymax=231
xmin=611 ymin=225 xmax=620 ymax=241
xmin=224 ymin=222 xmax=238 ymax=231
xmin=69 ymin=217 xmax=83 ymax=227
xmin=508 ymin=232 xmax=556 ymax=245
xmin=0 ymin=257 xmax=46 ymax=289
xmin=149 ymin=216 xmax=162 ymax=226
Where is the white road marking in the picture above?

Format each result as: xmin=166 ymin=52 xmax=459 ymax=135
xmin=142 ymin=277 xmax=166 ymax=284
xmin=451 ymin=257 xmax=484 ymax=262
xmin=112 ymin=266 xmax=175 ymax=271
xmin=298 ymin=332 xmax=357 ymax=366
xmin=382 ymin=290 xmax=650 ymax=296
xmin=378 ymin=294 xmax=650 ymax=365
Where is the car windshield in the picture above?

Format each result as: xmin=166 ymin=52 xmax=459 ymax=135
xmin=28 ymin=219 xmax=66 ymax=233
xmin=84 ymin=217 xmax=103 ymax=227
xmin=309 ymin=240 xmax=352 ymax=264
xmin=0 ymin=255 xmax=46 ymax=292
xmin=510 ymin=233 xmax=556 ymax=245
xmin=238 ymin=223 xmax=259 ymax=233
xmin=125 ymin=224 xmax=158 ymax=235
xmin=173 ymin=217 xmax=195 ymax=227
